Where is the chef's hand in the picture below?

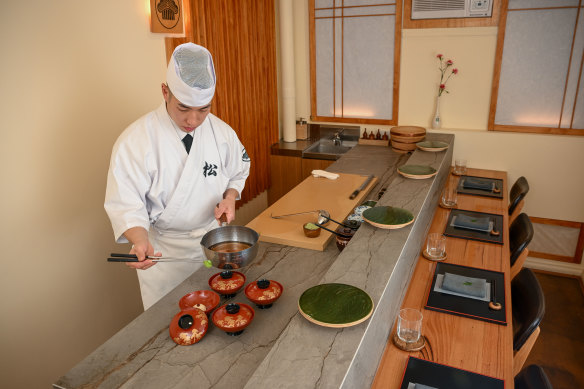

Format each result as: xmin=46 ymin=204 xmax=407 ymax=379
xmin=123 ymin=227 xmax=161 ymax=270
xmin=215 ymin=189 xmax=238 ymax=224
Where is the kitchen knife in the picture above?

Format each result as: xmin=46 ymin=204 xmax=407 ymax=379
xmin=349 ymin=175 xmax=374 ymax=199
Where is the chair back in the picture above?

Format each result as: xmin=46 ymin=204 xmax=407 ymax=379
xmin=509 ymin=176 xmax=529 ymax=216
xmin=514 ymin=364 xmax=553 ymax=389
xmin=510 ymin=213 xmax=534 ymax=267
xmin=512 ymin=268 xmax=545 ymax=351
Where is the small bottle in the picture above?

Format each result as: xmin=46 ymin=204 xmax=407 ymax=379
xmin=382 ymin=131 xmax=389 ymax=140
xmin=362 ymin=129 xmax=368 ymax=139
xmin=368 ymin=131 xmax=375 ymax=140
xmin=376 ymin=129 xmax=381 ymax=140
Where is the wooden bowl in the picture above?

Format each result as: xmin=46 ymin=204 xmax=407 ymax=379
xmin=391 ymin=140 xmax=418 ymax=151
xmin=169 ymin=308 xmax=209 ymax=345
xmin=212 ymin=303 xmax=255 ymax=336
xmin=179 ymin=290 xmax=220 ymax=315
xmin=303 ymin=222 xmax=321 ymax=238
xmin=245 ymin=279 xmax=284 ymax=309
xmin=390 ymin=133 xmax=426 ymax=143
xmin=208 ymin=271 xmax=246 ymax=297
xmin=390 ymin=126 xmax=426 ymax=137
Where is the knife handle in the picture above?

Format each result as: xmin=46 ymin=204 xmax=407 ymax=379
xmin=349 ymin=190 xmax=359 ymax=200
xmin=108 ymin=257 xmax=140 ymax=262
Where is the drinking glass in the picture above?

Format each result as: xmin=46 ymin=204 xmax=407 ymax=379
xmin=426 ymin=233 xmax=446 ymax=259
xmin=441 ymin=183 xmax=458 ymax=207
xmin=454 ymin=159 xmax=467 ymax=175
xmin=397 ymin=308 xmax=423 ymax=344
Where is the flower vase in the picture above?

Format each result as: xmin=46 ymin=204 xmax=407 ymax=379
xmin=432 ymin=96 xmax=441 ymax=129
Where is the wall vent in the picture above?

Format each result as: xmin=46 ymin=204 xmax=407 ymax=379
xmin=411 ymin=0 xmax=492 ymax=19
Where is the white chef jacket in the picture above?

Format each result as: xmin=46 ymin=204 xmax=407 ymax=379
xmin=105 ymin=102 xmax=250 ymax=309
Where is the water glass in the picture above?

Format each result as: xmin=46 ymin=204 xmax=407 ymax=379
xmin=426 ymin=233 xmax=446 ymax=259
xmin=441 ymin=184 xmax=458 ymax=207
xmin=397 ymin=308 xmax=423 ymax=344
xmin=454 ymin=159 xmax=467 ymax=175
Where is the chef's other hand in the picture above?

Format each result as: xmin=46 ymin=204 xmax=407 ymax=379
xmin=123 ymin=227 xmax=161 ymax=270
xmin=215 ymin=189 xmax=238 ymax=224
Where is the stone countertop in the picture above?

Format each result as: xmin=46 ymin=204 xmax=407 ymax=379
xmin=270 ymin=139 xmax=315 ymax=157
xmin=54 ymin=133 xmax=454 ymax=389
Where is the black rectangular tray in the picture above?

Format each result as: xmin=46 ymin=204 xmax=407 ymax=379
xmin=425 ymin=262 xmax=507 ymax=325
xmin=457 ymin=175 xmax=504 ymax=199
xmin=444 ymin=209 xmax=504 ymax=245
xmin=399 ymin=356 xmax=505 ymax=389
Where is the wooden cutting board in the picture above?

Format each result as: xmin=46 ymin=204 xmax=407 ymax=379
xmin=246 ymin=173 xmax=377 ymax=251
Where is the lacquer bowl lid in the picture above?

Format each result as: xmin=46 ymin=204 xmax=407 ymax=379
xmin=179 ymin=290 xmax=220 ymax=315
xmin=211 ymin=303 xmax=255 ymax=336
xmin=169 ymin=308 xmax=209 ymax=345
xmin=208 ymin=271 xmax=246 ymax=295
xmin=245 ymin=279 xmax=284 ymax=308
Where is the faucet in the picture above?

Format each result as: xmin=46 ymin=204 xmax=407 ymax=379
xmin=332 ymin=129 xmax=344 ymax=146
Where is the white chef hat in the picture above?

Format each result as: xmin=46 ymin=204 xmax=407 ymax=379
xmin=166 ymin=43 xmax=216 ymax=107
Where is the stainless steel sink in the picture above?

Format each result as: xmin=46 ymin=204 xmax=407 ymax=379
xmin=302 ymin=140 xmax=357 ymax=160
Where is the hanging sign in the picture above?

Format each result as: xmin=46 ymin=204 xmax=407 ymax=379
xmin=150 ymin=0 xmax=184 ymax=35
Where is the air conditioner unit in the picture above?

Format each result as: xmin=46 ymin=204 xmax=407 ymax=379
xmin=411 ymin=0 xmax=493 ymax=20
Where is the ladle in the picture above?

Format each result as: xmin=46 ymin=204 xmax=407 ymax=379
xmin=271 ymin=210 xmax=331 ymax=226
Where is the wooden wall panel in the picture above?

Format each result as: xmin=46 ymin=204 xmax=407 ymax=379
xmin=166 ymin=0 xmax=279 ymax=207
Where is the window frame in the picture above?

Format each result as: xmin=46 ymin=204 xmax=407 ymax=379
xmin=489 ymin=0 xmax=584 ymax=136
xmin=309 ymin=0 xmax=402 ymax=125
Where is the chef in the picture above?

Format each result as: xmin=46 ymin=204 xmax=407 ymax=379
xmin=105 ymin=43 xmax=250 ymax=310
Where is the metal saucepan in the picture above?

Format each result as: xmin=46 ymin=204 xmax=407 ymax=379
xmin=200 ymin=225 xmax=260 ymax=269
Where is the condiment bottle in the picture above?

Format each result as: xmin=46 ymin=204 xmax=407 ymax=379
xmin=382 ymin=131 xmax=389 ymax=140
xmin=362 ymin=129 xmax=368 ymax=139
xmin=376 ymin=129 xmax=381 ymax=140
xmin=368 ymin=131 xmax=375 ymax=140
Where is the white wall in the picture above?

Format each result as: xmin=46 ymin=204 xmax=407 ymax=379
xmin=291 ymin=8 xmax=584 ymax=274
xmin=0 ymin=1 xmax=167 ymax=387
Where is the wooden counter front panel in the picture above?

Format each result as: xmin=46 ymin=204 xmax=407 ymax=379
xmin=267 ymin=154 xmax=303 ymax=205
xmin=372 ymin=168 xmax=513 ymax=388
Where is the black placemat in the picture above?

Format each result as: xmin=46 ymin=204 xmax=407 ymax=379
xmin=425 ymin=262 xmax=507 ymax=325
xmin=444 ymin=209 xmax=504 ymax=245
xmin=457 ymin=175 xmax=504 ymax=199
xmin=399 ymin=356 xmax=505 ymax=389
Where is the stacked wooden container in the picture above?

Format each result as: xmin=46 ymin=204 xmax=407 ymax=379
xmin=390 ymin=126 xmax=426 ymax=153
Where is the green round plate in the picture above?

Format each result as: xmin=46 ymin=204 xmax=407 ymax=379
xmin=298 ymin=283 xmax=374 ymax=328
xmin=397 ymin=165 xmax=437 ymax=179
xmin=416 ymin=140 xmax=449 ymax=152
xmin=362 ymin=206 xmax=415 ymax=229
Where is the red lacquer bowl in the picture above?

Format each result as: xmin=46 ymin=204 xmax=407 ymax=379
xmin=169 ymin=308 xmax=209 ymax=346
xmin=208 ymin=271 xmax=246 ymax=297
xmin=211 ymin=303 xmax=255 ymax=336
xmin=179 ymin=290 xmax=220 ymax=315
xmin=245 ymin=279 xmax=284 ymax=309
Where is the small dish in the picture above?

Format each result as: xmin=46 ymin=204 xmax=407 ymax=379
xmin=245 ymin=279 xmax=284 ymax=309
xmin=303 ymin=222 xmax=321 ymax=238
xmin=397 ymin=165 xmax=438 ymax=179
xmin=179 ymin=290 xmax=220 ymax=315
xmin=211 ymin=303 xmax=255 ymax=336
xmin=169 ymin=307 xmax=209 ymax=345
xmin=208 ymin=271 xmax=246 ymax=298
xmin=416 ymin=140 xmax=449 ymax=152
xmin=362 ymin=206 xmax=415 ymax=230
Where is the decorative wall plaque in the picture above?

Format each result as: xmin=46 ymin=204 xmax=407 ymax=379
xmin=150 ymin=0 xmax=184 ymax=35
